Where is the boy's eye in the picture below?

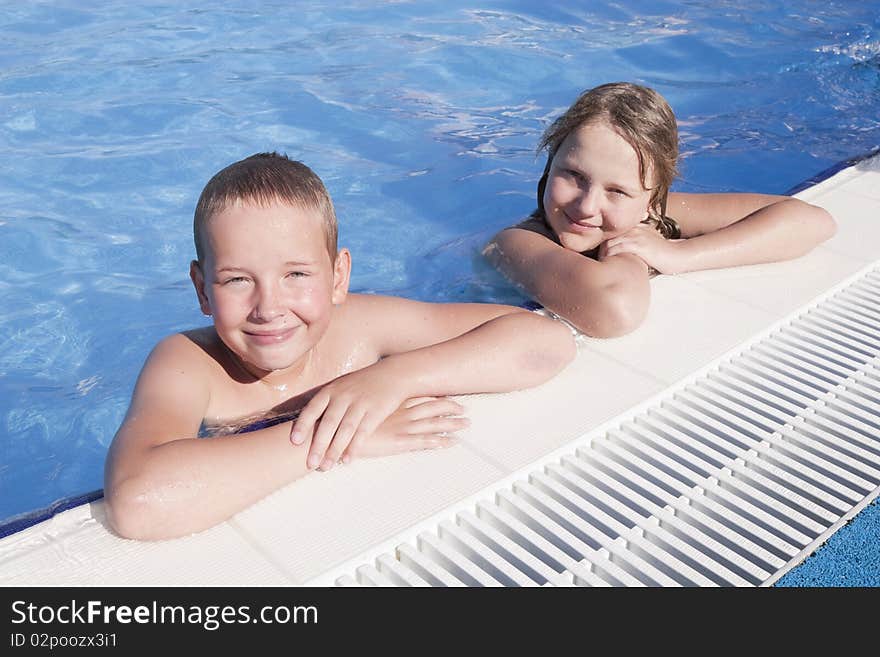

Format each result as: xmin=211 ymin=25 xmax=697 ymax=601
xmin=286 ymin=271 xmax=308 ymax=279
xmin=222 ymin=276 xmax=250 ymax=285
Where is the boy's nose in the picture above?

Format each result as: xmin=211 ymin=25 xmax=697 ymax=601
xmin=252 ymin=284 xmax=285 ymax=322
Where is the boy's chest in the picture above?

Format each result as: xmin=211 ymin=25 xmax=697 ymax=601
xmin=203 ymin=336 xmax=380 ymax=426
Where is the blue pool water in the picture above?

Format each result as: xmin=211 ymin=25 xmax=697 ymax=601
xmin=1 ymin=2 xmax=879 ymax=574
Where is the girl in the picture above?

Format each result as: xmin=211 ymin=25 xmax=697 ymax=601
xmin=483 ymin=82 xmax=836 ymax=338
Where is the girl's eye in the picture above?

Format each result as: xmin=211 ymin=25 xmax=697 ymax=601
xmin=609 ymin=188 xmax=628 ymax=197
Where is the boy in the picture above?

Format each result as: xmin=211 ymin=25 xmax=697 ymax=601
xmin=104 ymin=152 xmax=576 ymax=540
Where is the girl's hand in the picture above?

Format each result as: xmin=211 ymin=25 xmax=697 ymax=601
xmin=345 ymin=396 xmax=467 ymax=460
xmin=601 ymin=224 xmax=686 ymax=274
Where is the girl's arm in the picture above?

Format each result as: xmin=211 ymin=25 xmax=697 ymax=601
xmin=604 ymin=193 xmax=836 ymax=275
xmin=483 ymin=221 xmax=652 ymax=338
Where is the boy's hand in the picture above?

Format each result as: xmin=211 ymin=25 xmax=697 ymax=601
xmin=601 ymin=224 xmax=685 ymax=275
xmin=291 ymin=363 xmax=411 ymax=471
xmin=345 ymin=396 xmax=467 ymax=460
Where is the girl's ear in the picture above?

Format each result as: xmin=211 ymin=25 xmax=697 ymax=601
xmin=189 ymin=260 xmax=212 ymax=316
xmin=331 ymin=248 xmax=351 ymax=305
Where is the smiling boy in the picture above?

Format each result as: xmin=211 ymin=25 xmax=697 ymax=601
xmin=104 ymin=152 xmax=576 ymax=541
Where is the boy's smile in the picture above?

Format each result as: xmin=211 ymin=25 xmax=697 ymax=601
xmin=543 ymin=121 xmax=654 ymax=253
xmin=244 ymin=326 xmax=300 ymax=345
xmin=190 ymin=199 xmax=349 ymax=381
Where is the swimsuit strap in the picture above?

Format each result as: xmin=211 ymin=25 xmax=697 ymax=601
xmin=201 ymin=409 xmax=301 ymax=437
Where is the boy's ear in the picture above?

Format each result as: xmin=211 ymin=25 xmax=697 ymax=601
xmin=331 ymin=248 xmax=351 ymax=305
xmin=189 ymin=260 xmax=212 ymax=316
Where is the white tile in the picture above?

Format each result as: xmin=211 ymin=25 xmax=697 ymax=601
xmin=793 ymin=167 xmax=857 ymax=202
xmin=811 ymin=189 xmax=880 ymax=262
xmin=791 ymin=153 xmax=879 ymax=202
xmin=682 ymin=246 xmax=868 ymax=316
xmin=584 ymin=276 xmax=774 ymax=385
xmin=0 ymin=501 xmax=292 ymax=585
xmin=457 ymin=348 xmax=666 ymax=472
xmin=232 ymin=447 xmax=504 ymax=583
xmin=834 ymin=168 xmax=880 ymax=201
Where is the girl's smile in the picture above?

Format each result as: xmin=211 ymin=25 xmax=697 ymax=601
xmin=562 ymin=210 xmax=602 ymax=233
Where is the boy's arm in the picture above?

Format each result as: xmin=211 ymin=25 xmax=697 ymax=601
xmin=293 ymin=294 xmax=578 ymax=470
xmin=368 ymin=294 xmax=577 ymax=390
xmin=104 ymin=334 xmax=314 ymax=540
xmin=483 ymin=224 xmax=652 ymax=338
xmin=603 ymin=192 xmax=837 ymax=275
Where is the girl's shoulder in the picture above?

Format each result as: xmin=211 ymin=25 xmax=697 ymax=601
xmin=509 ymin=214 xmax=558 ymax=241
xmin=505 ymin=215 xmax=602 ymax=259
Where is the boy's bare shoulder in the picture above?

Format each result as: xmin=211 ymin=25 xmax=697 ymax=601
xmin=179 ymin=326 xmax=224 ymax=354
xmin=145 ymin=328 xmax=224 ymax=378
xmin=140 ymin=329 xmax=241 ymax=414
xmin=342 ymin=292 xmax=412 ymax=314
xmin=120 ymin=330 xmax=217 ymax=431
xmin=330 ymin=292 xmax=449 ymax=357
xmin=330 ymin=292 xmax=410 ymax=336
xmin=153 ymin=327 xmax=213 ymax=357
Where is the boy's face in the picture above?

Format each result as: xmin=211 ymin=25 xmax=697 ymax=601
xmin=191 ymin=200 xmax=349 ymax=376
xmin=543 ymin=121 xmax=654 ymax=253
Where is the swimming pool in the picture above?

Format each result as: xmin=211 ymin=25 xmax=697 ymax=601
xmin=1 ymin=2 xmax=878 ymax=536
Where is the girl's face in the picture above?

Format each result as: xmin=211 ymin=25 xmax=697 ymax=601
xmin=543 ymin=120 xmax=654 ymax=253
xmin=191 ymin=200 xmax=349 ymax=379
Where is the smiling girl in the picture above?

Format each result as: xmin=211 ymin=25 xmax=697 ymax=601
xmin=483 ymin=82 xmax=836 ymax=337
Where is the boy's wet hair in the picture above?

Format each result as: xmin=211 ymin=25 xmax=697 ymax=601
xmin=533 ymin=82 xmax=679 ymax=225
xmin=193 ymin=152 xmax=338 ymax=263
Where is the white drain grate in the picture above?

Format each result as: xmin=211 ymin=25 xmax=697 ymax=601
xmin=307 ymin=266 xmax=880 ymax=587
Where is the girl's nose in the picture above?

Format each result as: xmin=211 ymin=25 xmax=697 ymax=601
xmin=573 ymin=184 xmax=601 ymax=220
